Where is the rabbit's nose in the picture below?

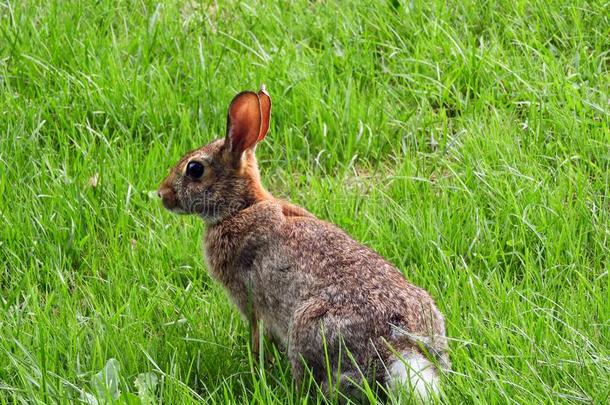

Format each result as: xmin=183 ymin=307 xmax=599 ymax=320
xmin=157 ymin=186 xmax=177 ymax=210
xmin=157 ymin=186 xmax=170 ymax=199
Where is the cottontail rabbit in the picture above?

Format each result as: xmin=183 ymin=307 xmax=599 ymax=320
xmin=158 ymin=87 xmax=450 ymax=400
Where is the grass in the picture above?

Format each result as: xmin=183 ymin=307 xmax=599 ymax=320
xmin=1 ymin=0 xmax=609 ymax=403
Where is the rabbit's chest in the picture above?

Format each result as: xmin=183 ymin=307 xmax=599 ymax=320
xmin=249 ymin=259 xmax=297 ymax=343
xmin=204 ymin=231 xmax=296 ymax=326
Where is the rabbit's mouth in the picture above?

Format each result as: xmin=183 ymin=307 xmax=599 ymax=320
xmin=166 ymin=205 xmax=188 ymax=215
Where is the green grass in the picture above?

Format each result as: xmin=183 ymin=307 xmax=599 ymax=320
xmin=1 ymin=0 xmax=609 ymax=403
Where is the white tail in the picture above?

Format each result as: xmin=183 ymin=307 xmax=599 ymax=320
xmin=386 ymin=351 xmax=440 ymax=402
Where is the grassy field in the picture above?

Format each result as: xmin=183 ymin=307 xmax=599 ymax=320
xmin=1 ymin=0 xmax=609 ymax=403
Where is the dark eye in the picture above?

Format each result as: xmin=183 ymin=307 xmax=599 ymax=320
xmin=186 ymin=161 xmax=204 ymax=179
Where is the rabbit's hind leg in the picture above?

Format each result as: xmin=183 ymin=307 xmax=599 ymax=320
xmin=288 ymin=299 xmax=369 ymax=399
xmin=288 ymin=299 xmax=330 ymax=386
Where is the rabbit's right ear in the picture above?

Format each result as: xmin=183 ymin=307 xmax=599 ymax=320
xmin=257 ymin=86 xmax=271 ymax=142
xmin=225 ymin=91 xmax=262 ymax=164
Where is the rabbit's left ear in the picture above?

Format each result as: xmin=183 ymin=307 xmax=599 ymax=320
xmin=226 ymin=91 xmax=262 ymax=162
xmin=257 ymin=85 xmax=271 ymax=142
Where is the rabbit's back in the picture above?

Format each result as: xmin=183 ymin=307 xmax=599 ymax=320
xmin=281 ymin=214 xmax=446 ymax=338
xmin=207 ymin=200 xmax=445 ymax=341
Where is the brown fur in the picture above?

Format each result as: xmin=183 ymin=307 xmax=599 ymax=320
xmin=158 ymin=89 xmax=449 ymax=395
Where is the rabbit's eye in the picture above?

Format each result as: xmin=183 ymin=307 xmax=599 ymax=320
xmin=186 ymin=161 xmax=204 ymax=179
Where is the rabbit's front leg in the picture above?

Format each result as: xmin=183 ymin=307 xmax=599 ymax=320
xmin=251 ymin=317 xmax=260 ymax=356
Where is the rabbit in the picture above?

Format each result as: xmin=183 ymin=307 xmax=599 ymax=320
xmin=158 ymin=87 xmax=450 ymax=401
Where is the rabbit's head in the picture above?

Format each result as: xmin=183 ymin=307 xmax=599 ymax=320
xmin=158 ymin=88 xmax=271 ymax=224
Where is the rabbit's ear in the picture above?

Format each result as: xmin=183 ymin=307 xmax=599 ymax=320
xmin=226 ymin=91 xmax=262 ymax=162
xmin=257 ymin=85 xmax=271 ymax=142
